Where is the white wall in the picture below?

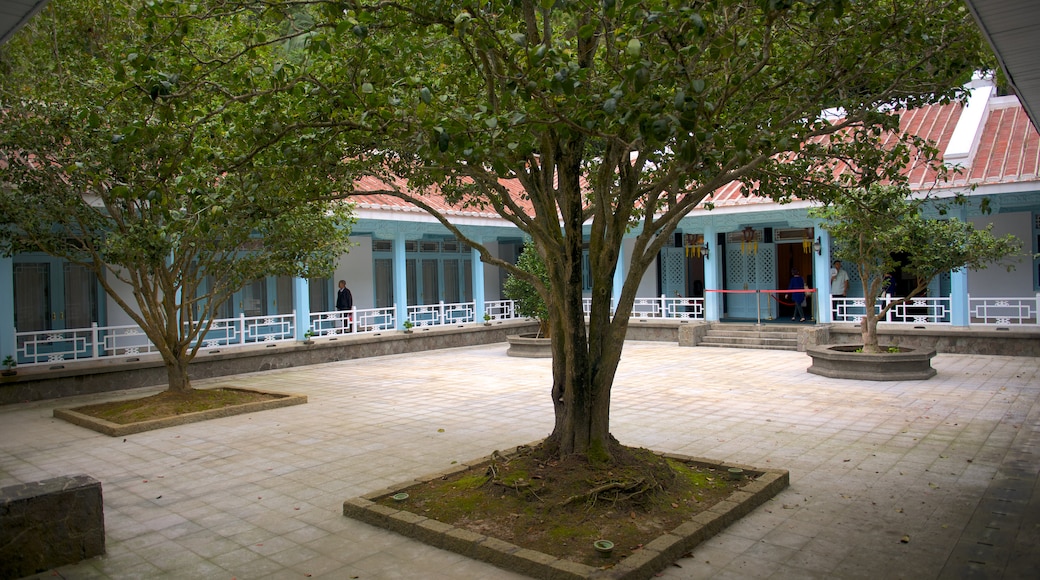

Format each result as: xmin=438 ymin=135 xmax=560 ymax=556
xmin=968 ymin=211 xmax=1034 ymax=297
xmin=333 ymin=236 xmax=374 ymax=309
xmin=482 ymin=240 xmax=502 ymax=300
xmin=104 ymin=269 xmax=139 ymax=326
xmin=626 ymin=238 xmax=660 ymax=298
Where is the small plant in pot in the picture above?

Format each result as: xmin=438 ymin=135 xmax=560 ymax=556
xmin=503 ymin=239 xmax=551 ymax=338
xmin=483 ymin=312 xmax=492 ymax=326
xmin=402 ymin=319 xmax=414 ymax=333
xmin=2 ymin=355 xmax=16 ymax=376
xmin=302 ymin=328 xmax=315 ymax=344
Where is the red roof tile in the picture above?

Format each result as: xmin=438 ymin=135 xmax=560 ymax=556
xmin=349 ymin=97 xmax=1039 ymax=221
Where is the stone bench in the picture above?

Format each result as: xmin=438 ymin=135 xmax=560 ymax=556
xmin=0 ymin=475 xmax=105 ymax=578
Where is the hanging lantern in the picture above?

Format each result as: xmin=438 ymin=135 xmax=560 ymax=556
xmin=741 ymin=227 xmax=757 ymax=255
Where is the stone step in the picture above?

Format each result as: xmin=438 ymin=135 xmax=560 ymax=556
xmin=705 ymin=329 xmax=799 ymax=340
xmin=697 ymin=341 xmax=799 ymax=351
xmin=700 ymin=336 xmax=798 ymax=348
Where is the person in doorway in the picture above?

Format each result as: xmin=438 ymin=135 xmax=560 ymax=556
xmin=830 ymin=260 xmax=849 ymax=297
xmin=830 ymin=260 xmax=849 ymax=320
xmin=336 ymin=280 xmax=353 ymax=332
xmin=787 ymin=269 xmax=807 ymax=322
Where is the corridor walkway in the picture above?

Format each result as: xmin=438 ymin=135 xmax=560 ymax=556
xmin=1 ymin=343 xmax=1038 ymax=579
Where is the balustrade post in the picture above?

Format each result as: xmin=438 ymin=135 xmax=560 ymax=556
xmin=92 ymin=323 xmax=101 ymax=359
xmin=239 ymin=313 xmax=246 ymax=345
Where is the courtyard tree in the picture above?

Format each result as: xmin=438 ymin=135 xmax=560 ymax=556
xmin=503 ymin=239 xmax=551 ymax=337
xmin=328 ymin=0 xmax=991 ymax=462
xmin=811 ymin=183 xmax=1021 ymax=352
xmin=0 ymin=0 xmax=359 ymax=392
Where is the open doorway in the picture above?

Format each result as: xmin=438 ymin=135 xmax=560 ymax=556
xmin=776 ymin=242 xmax=815 ymax=320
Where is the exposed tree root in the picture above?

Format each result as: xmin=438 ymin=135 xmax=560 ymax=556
xmin=559 ymin=476 xmax=657 ymax=508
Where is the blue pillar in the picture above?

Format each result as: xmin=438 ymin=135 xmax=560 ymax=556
xmin=471 ymin=238 xmax=485 ymax=321
xmin=703 ymin=225 xmax=721 ymax=322
xmin=293 ymin=277 xmax=310 ymax=339
xmin=0 ymin=256 xmax=14 ymax=361
xmin=394 ymin=231 xmax=409 ymax=329
xmin=950 ymin=268 xmax=969 ymax=326
xmin=813 ymin=225 xmax=833 ymax=323
xmin=612 ymin=244 xmax=625 ymax=313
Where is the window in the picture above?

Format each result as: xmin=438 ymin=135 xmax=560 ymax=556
xmin=309 ymin=278 xmax=331 ymax=312
xmin=375 ymin=238 xmax=474 ymax=306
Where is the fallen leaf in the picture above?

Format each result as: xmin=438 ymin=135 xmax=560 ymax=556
xmin=437 ymin=428 xmax=445 ymax=433
xmin=900 ymin=535 xmax=910 ymax=543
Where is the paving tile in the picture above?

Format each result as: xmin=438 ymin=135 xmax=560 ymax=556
xmin=1 ymin=343 xmax=1039 ymax=579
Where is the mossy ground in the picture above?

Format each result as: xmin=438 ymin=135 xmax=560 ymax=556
xmin=377 ymin=444 xmax=754 ymax=568
xmin=71 ymin=388 xmax=282 ymax=424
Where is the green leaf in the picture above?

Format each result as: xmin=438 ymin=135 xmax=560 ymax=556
xmin=510 ymin=33 xmax=527 ymax=46
xmin=626 ymin=38 xmax=642 ymax=57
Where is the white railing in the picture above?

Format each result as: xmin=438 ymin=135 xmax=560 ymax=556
xmin=15 ymin=312 xmax=299 ymax=365
xmin=832 ymin=296 xmax=952 ymax=324
xmin=484 ymin=300 xmax=517 ymax=321
xmin=968 ymin=294 xmax=1040 ymax=325
xmin=406 ymin=301 xmax=476 ymax=327
xmin=197 ymin=313 xmax=296 ymax=348
xmin=309 ymin=307 xmax=397 ymax=336
xmin=583 ymin=295 xmax=706 ymax=320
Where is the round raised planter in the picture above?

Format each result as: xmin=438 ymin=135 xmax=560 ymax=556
xmin=506 ymin=333 xmax=552 ymax=358
xmin=806 ymin=344 xmax=936 ymax=381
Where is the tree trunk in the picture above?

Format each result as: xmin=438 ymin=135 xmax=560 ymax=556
xmin=162 ymin=352 xmax=194 ymax=394
xmin=542 ymin=135 xmax=616 ymax=464
xmin=861 ymin=294 xmax=881 ymax=353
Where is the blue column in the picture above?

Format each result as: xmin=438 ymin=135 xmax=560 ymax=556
xmin=950 ymin=268 xmax=969 ymax=326
xmin=0 ymin=256 xmax=14 ymax=361
xmin=814 ymin=225 xmax=833 ymax=323
xmin=471 ymin=237 xmax=485 ymax=321
xmin=394 ymin=231 xmax=409 ymax=329
xmin=612 ymin=244 xmax=625 ymax=313
xmin=293 ymin=277 xmax=310 ymax=339
xmin=703 ymin=226 xmax=721 ymax=322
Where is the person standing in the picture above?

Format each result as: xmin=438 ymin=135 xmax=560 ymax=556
xmin=787 ymin=269 xmax=807 ymax=322
xmin=830 ymin=260 xmax=849 ymax=320
xmin=336 ymin=280 xmax=353 ymax=332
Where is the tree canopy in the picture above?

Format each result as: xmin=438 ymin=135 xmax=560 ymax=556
xmin=0 ymin=0 xmax=357 ymax=391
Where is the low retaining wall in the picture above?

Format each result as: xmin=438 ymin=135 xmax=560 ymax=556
xmin=0 ymin=475 xmax=105 ymax=578
xmin=826 ymin=324 xmax=1040 ymax=357
xmin=0 ymin=321 xmax=538 ymax=405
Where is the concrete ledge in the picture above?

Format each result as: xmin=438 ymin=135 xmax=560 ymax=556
xmin=807 ymin=344 xmax=937 ymax=381
xmin=342 ymin=448 xmax=789 ymax=580
xmin=1 ymin=321 xmax=538 ymax=405
xmin=827 ymin=324 xmax=1040 ymax=357
xmin=677 ymin=321 xmax=711 ymax=347
xmin=0 ymin=475 xmax=105 ymax=578
xmin=52 ymin=387 xmax=307 ymax=436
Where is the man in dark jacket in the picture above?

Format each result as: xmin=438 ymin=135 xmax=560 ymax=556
xmin=336 ymin=280 xmax=353 ymax=332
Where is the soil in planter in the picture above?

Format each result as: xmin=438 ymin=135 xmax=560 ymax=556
xmin=71 ymin=388 xmax=283 ymax=424
xmin=376 ymin=444 xmax=754 ymax=567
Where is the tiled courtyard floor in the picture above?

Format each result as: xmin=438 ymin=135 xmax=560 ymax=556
xmin=1 ymin=342 xmax=1038 ymax=579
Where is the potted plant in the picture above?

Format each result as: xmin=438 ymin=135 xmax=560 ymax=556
xmin=483 ymin=313 xmax=492 ymax=326
xmin=2 ymin=355 xmax=16 ymax=377
xmin=302 ymin=329 xmax=315 ymax=344
xmin=402 ymin=319 xmax=414 ymax=334
xmin=503 ymin=240 xmax=552 ymax=357
xmin=807 ymin=183 xmax=1020 ymax=380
